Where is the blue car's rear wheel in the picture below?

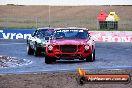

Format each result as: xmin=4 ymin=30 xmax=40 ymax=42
xmin=27 ymin=44 xmax=34 ymax=55
xmin=34 ymin=45 xmax=41 ymax=57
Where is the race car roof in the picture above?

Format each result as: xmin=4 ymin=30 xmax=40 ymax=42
xmin=37 ymin=27 xmax=55 ymax=30
xmin=55 ymin=27 xmax=89 ymax=31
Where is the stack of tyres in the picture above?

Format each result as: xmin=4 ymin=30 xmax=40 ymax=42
xmin=107 ymin=21 xmax=118 ymax=30
xmin=99 ymin=21 xmax=107 ymax=29
xmin=97 ymin=11 xmax=108 ymax=29
xmin=106 ymin=12 xmax=120 ymax=30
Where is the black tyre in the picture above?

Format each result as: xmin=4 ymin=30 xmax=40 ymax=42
xmin=52 ymin=58 xmax=56 ymax=63
xmin=86 ymin=49 xmax=95 ymax=62
xmin=42 ymin=49 xmax=46 ymax=56
xmin=76 ymin=76 xmax=86 ymax=85
xmin=45 ymin=55 xmax=53 ymax=64
xmin=34 ymin=45 xmax=41 ymax=57
xmin=27 ymin=44 xmax=34 ymax=55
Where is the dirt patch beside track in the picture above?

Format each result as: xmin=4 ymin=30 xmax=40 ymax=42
xmin=0 ymin=70 xmax=132 ymax=88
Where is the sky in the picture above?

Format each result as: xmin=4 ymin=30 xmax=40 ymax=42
xmin=0 ymin=0 xmax=132 ymax=5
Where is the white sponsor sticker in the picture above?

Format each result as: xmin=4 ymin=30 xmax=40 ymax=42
xmin=56 ymin=29 xmax=84 ymax=32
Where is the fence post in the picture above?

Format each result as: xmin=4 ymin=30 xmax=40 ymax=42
xmin=35 ymin=17 xmax=38 ymax=28
xmin=96 ymin=20 xmax=99 ymax=30
xmin=5 ymin=17 xmax=8 ymax=29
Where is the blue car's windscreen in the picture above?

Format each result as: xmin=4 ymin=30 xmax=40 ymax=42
xmin=53 ymin=29 xmax=89 ymax=39
xmin=41 ymin=29 xmax=54 ymax=36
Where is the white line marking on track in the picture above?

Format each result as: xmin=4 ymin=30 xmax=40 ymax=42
xmin=0 ymin=43 xmax=26 ymax=45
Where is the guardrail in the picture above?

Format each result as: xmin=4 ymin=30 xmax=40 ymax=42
xmin=0 ymin=28 xmax=35 ymax=39
xmin=0 ymin=29 xmax=132 ymax=42
xmin=90 ymin=31 xmax=132 ymax=42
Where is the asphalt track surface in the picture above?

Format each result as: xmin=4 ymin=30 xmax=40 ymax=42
xmin=0 ymin=39 xmax=132 ymax=74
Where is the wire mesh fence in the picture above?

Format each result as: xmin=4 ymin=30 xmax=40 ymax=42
xmin=0 ymin=17 xmax=132 ymax=31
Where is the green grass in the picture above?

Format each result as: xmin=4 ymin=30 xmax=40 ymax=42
xmin=1 ymin=27 xmax=132 ymax=31
xmin=0 ymin=19 xmax=132 ymax=31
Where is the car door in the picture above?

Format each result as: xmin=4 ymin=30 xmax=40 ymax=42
xmin=33 ymin=30 xmax=43 ymax=47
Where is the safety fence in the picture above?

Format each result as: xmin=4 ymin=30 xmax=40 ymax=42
xmin=0 ymin=29 xmax=132 ymax=43
xmin=0 ymin=17 xmax=132 ymax=31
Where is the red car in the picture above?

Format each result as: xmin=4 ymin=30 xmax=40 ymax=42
xmin=45 ymin=27 xmax=95 ymax=64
